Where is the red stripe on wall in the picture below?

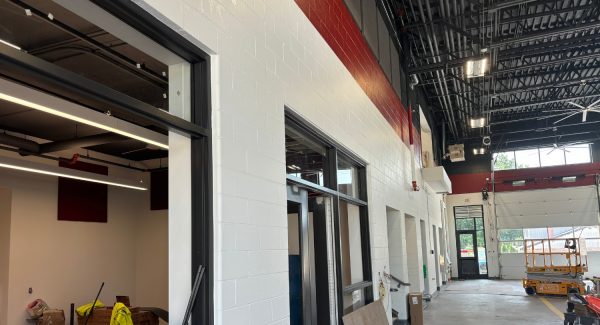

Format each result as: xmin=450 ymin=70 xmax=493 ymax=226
xmin=296 ymin=0 xmax=410 ymax=145
xmin=448 ymin=162 xmax=600 ymax=195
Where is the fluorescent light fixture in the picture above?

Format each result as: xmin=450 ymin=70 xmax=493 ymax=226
xmin=287 ymin=164 xmax=301 ymax=171
xmin=473 ymin=148 xmax=486 ymax=155
xmin=512 ymin=180 xmax=526 ymax=187
xmin=562 ymin=176 xmax=577 ymax=183
xmin=465 ymin=58 xmax=489 ymax=78
xmin=0 ymin=155 xmax=146 ymax=190
xmin=469 ymin=117 xmax=487 ymax=128
xmin=0 ymin=38 xmax=21 ymax=50
xmin=0 ymin=78 xmax=168 ymax=149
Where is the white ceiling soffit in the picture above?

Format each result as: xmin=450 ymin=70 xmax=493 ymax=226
xmin=422 ymin=166 xmax=452 ymax=194
xmin=0 ymin=78 xmax=168 ymax=149
xmin=0 ymin=155 xmax=147 ymax=190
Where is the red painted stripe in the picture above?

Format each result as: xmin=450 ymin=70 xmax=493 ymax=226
xmin=448 ymin=162 xmax=600 ymax=194
xmin=296 ymin=0 xmax=410 ymax=144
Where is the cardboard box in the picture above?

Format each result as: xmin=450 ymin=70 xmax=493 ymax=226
xmin=408 ymin=292 xmax=424 ymax=325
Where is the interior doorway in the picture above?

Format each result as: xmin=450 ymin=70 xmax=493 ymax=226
xmin=287 ymin=185 xmax=335 ymax=325
xmin=432 ymin=225 xmax=441 ymax=291
xmin=386 ymin=207 xmax=407 ymax=319
xmin=420 ymin=220 xmax=430 ymax=294
xmin=454 ymin=205 xmax=488 ymax=279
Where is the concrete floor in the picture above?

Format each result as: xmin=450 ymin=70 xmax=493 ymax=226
xmin=423 ymin=279 xmax=566 ymax=324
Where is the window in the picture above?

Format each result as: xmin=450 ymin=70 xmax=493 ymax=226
xmin=337 ymin=155 xmax=360 ymax=198
xmin=539 ymin=147 xmax=566 ymax=167
xmin=565 ymin=144 xmax=592 ymax=164
xmin=285 ymin=112 xmax=372 ymax=320
xmin=492 ymin=144 xmax=592 ymax=171
xmin=498 ymin=226 xmax=600 ymax=253
xmin=515 ymin=149 xmax=540 ymax=168
xmin=493 ymin=152 xmax=516 ymax=170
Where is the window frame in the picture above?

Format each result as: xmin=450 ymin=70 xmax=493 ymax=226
xmin=492 ymin=144 xmax=593 ymax=171
xmin=285 ymin=110 xmax=373 ymax=321
xmin=498 ymin=226 xmax=600 ymax=254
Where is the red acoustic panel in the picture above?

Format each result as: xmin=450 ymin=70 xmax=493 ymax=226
xmin=57 ymin=159 xmax=108 ymax=223
xmin=296 ymin=0 xmax=410 ymax=145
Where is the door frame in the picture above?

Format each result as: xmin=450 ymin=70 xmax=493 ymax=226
xmin=287 ymin=185 xmax=317 ymax=325
xmin=453 ymin=205 xmax=489 ymax=279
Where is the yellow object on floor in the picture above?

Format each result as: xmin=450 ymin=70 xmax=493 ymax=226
xmin=76 ymin=300 xmax=106 ymax=316
xmin=110 ymin=302 xmax=133 ymax=325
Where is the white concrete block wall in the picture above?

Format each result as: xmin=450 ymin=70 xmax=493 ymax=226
xmin=134 ymin=0 xmax=447 ymax=323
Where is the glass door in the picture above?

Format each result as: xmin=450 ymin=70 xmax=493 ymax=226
xmin=454 ymin=205 xmax=488 ymax=279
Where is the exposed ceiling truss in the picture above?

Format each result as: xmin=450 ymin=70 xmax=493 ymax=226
xmin=386 ymin=0 xmax=600 ymax=151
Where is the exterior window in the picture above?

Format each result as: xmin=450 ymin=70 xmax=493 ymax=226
xmin=493 ymin=152 xmax=516 ymax=170
xmin=565 ymin=144 xmax=592 ymax=164
xmin=492 ymin=144 xmax=592 ymax=171
xmin=499 ymin=226 xmax=600 ymax=253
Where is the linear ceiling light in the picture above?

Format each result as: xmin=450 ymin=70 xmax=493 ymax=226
xmin=473 ymin=148 xmax=486 ymax=155
xmin=0 ymin=39 xmax=21 ymax=50
xmin=0 ymin=78 xmax=168 ymax=149
xmin=0 ymin=155 xmax=147 ymax=190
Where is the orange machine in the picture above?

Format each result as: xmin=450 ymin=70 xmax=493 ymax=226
xmin=522 ymin=238 xmax=587 ymax=296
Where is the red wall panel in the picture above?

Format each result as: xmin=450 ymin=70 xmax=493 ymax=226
xmin=296 ymin=0 xmax=410 ymax=145
xmin=449 ymin=172 xmax=490 ymax=195
xmin=57 ymin=159 xmax=108 ymax=223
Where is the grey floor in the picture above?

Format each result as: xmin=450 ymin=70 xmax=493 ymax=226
xmin=423 ymin=279 xmax=566 ymax=324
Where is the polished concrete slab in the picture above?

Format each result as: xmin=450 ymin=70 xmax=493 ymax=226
xmin=423 ymin=279 xmax=565 ymax=324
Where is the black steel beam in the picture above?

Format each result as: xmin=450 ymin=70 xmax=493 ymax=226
xmin=486 ymin=92 xmax=600 ymax=113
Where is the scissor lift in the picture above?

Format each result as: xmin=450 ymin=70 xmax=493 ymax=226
xmin=522 ymin=238 xmax=588 ymax=296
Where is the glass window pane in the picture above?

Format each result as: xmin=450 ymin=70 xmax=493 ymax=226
xmin=577 ymin=225 xmax=600 ymax=238
xmin=476 ymin=230 xmax=487 ymax=275
xmin=586 ymin=238 xmax=600 ymax=252
xmin=337 ymin=156 xmax=360 ymax=198
xmin=547 ymin=227 xmax=574 ymax=239
xmin=565 ymin=144 xmax=591 ymax=164
xmin=456 ymin=218 xmax=474 ymax=231
xmin=539 ymin=147 xmax=566 ymax=167
xmin=498 ymin=229 xmax=524 ymax=241
xmin=475 ymin=218 xmax=484 ymax=230
xmin=343 ymin=288 xmax=365 ymax=315
xmin=500 ymin=241 xmax=524 ymax=253
xmin=339 ymin=201 xmax=364 ymax=286
xmin=523 ymin=228 xmax=549 ymax=240
xmin=285 ymin=126 xmax=327 ymax=186
xmin=493 ymin=151 xmax=516 ymax=170
xmin=459 ymin=233 xmax=475 ymax=257
xmin=515 ymin=149 xmax=540 ymax=169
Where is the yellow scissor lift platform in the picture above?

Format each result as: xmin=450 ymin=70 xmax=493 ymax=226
xmin=522 ymin=238 xmax=588 ymax=296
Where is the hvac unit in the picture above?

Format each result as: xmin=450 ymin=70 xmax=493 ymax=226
xmin=448 ymin=144 xmax=465 ymax=162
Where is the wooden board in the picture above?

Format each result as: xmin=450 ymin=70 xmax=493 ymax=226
xmin=342 ymin=300 xmax=388 ymax=325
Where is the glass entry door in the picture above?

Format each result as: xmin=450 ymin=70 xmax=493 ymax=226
xmin=454 ymin=205 xmax=488 ymax=279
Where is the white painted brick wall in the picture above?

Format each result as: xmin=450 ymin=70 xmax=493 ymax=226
xmin=135 ymin=0 xmax=446 ymax=323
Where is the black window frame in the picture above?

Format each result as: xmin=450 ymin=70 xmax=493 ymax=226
xmin=0 ymin=1 xmax=213 ymax=324
xmin=285 ymin=110 xmax=373 ymax=322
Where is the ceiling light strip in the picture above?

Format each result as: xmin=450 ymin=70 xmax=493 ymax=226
xmin=0 ymin=155 xmax=146 ymax=190
xmin=0 ymin=78 xmax=168 ymax=149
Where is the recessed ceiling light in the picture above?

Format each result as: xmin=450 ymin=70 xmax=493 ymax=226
xmin=562 ymin=176 xmax=577 ymax=183
xmin=470 ymin=117 xmax=487 ymax=128
xmin=465 ymin=58 xmax=489 ymax=78
xmin=473 ymin=148 xmax=486 ymax=155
